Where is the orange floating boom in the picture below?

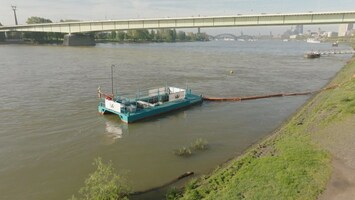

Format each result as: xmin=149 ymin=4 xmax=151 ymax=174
xmin=202 ymin=84 xmax=342 ymax=102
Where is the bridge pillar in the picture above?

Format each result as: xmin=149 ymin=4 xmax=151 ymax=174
xmin=63 ymin=34 xmax=95 ymax=46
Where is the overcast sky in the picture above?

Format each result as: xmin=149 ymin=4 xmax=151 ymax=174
xmin=0 ymin=0 xmax=354 ymax=35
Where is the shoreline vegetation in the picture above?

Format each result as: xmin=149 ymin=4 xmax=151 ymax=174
xmin=168 ymin=55 xmax=355 ymax=199
xmin=0 ymin=30 xmax=209 ymax=45
xmin=1 ymin=17 xmax=209 ymax=44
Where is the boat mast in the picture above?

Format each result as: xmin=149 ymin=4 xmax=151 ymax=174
xmin=111 ymin=65 xmax=115 ymax=97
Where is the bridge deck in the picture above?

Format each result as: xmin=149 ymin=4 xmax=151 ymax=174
xmin=0 ymin=11 xmax=355 ymax=34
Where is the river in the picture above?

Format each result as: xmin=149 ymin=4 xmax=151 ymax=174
xmin=0 ymin=40 xmax=351 ymax=199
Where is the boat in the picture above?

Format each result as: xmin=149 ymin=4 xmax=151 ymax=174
xmin=307 ymin=38 xmax=321 ymax=44
xmin=332 ymin=42 xmax=338 ymax=47
xmin=98 ymin=86 xmax=203 ymax=123
xmin=304 ymin=51 xmax=321 ymax=58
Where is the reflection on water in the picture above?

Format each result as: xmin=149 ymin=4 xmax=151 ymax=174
xmin=0 ymin=41 xmax=352 ymax=200
xmin=105 ymin=121 xmax=123 ymax=140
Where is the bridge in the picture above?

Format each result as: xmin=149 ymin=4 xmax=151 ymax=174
xmin=213 ymin=34 xmax=239 ymax=40
xmin=1 ymin=11 xmax=354 ymax=45
xmin=210 ymin=34 xmax=254 ymax=41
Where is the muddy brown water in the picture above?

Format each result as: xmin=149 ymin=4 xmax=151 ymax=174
xmin=0 ymin=41 xmax=352 ymax=199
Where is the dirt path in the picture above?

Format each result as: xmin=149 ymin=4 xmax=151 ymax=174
xmin=315 ymin=115 xmax=355 ymax=200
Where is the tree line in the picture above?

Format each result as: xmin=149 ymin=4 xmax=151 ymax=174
xmin=1 ymin=16 xmax=209 ymax=43
xmin=96 ymin=29 xmax=209 ymax=42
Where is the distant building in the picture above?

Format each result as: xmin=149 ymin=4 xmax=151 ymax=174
xmin=290 ymin=25 xmax=303 ymax=35
xmin=310 ymin=32 xmax=318 ymax=37
xmin=325 ymin=32 xmax=338 ymax=37
xmin=338 ymin=23 xmax=354 ymax=36
xmin=295 ymin=25 xmax=303 ymax=35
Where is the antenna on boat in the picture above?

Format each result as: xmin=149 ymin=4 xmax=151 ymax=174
xmin=111 ymin=65 xmax=115 ymax=97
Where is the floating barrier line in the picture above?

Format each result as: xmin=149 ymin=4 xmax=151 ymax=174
xmin=203 ymin=84 xmax=341 ymax=102
xmin=131 ymin=171 xmax=194 ymax=195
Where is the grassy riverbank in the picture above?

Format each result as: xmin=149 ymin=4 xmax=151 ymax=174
xmin=174 ymin=56 xmax=355 ymax=200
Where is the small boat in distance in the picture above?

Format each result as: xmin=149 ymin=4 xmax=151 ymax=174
xmin=332 ymin=42 xmax=339 ymax=47
xmin=307 ymin=38 xmax=321 ymax=44
xmin=304 ymin=51 xmax=321 ymax=58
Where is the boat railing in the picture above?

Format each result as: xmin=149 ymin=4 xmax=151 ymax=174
xmin=114 ymin=86 xmax=171 ymax=101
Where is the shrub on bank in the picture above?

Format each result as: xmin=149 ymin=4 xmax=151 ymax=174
xmin=71 ymin=157 xmax=131 ymax=200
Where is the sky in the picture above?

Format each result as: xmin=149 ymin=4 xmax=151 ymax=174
xmin=0 ymin=0 xmax=354 ymax=35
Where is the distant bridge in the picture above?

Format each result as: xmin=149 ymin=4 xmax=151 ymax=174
xmin=1 ymin=11 xmax=355 ymax=34
xmin=213 ymin=34 xmax=239 ymax=40
xmin=210 ymin=34 xmax=254 ymax=40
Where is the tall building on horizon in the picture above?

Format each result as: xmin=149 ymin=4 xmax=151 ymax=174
xmin=290 ymin=25 xmax=303 ymax=35
xmin=295 ymin=25 xmax=303 ymax=35
xmin=338 ymin=23 xmax=354 ymax=36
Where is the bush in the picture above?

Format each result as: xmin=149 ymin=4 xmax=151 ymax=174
xmin=174 ymin=147 xmax=193 ymax=157
xmin=166 ymin=187 xmax=182 ymax=200
xmin=174 ymin=138 xmax=209 ymax=157
xmin=72 ymin=157 xmax=131 ymax=200
xmin=191 ymin=138 xmax=208 ymax=150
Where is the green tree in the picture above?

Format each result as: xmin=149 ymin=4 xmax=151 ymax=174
xmin=126 ymin=30 xmax=134 ymax=41
xmin=177 ymin=31 xmax=186 ymax=41
xmin=196 ymin=33 xmax=209 ymax=41
xmin=155 ymin=30 xmax=162 ymax=42
xmin=95 ymin=32 xmax=109 ymax=40
xmin=172 ymin=29 xmax=177 ymax=42
xmin=126 ymin=30 xmax=150 ymax=42
xmin=24 ymin=16 xmax=53 ymax=43
xmin=26 ymin=16 xmax=52 ymax=24
xmin=161 ymin=29 xmax=175 ymax=42
xmin=150 ymin=30 xmax=156 ymax=41
xmin=73 ymin=157 xmax=131 ymax=200
xmin=186 ymin=32 xmax=194 ymax=41
xmin=117 ymin=31 xmax=125 ymax=41
xmin=0 ymin=22 xmax=5 ymax=42
xmin=110 ymin=31 xmax=117 ymax=40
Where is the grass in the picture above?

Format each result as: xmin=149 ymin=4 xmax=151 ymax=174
xmin=176 ymin=57 xmax=355 ymax=200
